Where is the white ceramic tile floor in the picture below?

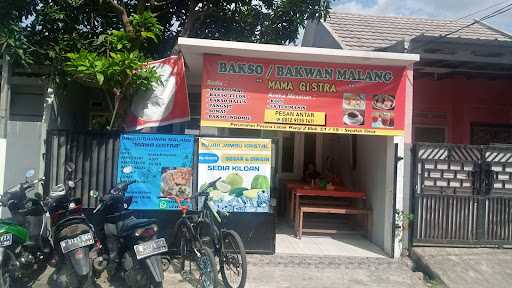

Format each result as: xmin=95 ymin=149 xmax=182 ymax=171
xmin=276 ymin=218 xmax=387 ymax=258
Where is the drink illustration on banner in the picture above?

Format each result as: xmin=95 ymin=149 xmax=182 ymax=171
xmin=371 ymin=94 xmax=396 ymax=128
xmin=343 ymin=93 xmax=365 ymax=126
xmin=197 ymin=138 xmax=272 ymax=213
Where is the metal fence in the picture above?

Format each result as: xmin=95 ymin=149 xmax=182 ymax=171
xmin=412 ymin=143 xmax=512 ymax=246
xmin=45 ymin=130 xmax=120 ymax=208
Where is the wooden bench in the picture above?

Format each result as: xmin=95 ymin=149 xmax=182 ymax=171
xmin=288 ymin=196 xmax=352 ymax=222
xmin=295 ymin=205 xmax=371 ymax=239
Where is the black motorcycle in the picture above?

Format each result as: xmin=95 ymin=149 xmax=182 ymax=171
xmin=0 ymin=169 xmax=51 ymax=287
xmin=46 ymin=163 xmax=98 ymax=288
xmin=91 ymin=180 xmax=167 ymax=288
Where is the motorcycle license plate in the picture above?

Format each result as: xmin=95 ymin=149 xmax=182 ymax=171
xmin=134 ymin=238 xmax=168 ymax=259
xmin=60 ymin=232 xmax=94 ymax=253
xmin=0 ymin=234 xmax=12 ymax=247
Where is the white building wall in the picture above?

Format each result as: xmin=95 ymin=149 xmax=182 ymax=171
xmin=355 ymin=135 xmax=395 ymax=256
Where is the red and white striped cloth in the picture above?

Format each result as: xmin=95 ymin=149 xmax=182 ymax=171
xmin=125 ymin=55 xmax=190 ymax=130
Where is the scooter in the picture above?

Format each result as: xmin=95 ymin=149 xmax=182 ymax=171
xmin=45 ymin=163 xmax=98 ymax=288
xmin=0 ymin=169 xmax=51 ymax=287
xmin=91 ymin=176 xmax=167 ymax=288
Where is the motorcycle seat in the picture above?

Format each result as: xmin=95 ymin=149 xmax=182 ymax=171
xmin=117 ymin=217 xmax=157 ymax=237
xmin=0 ymin=218 xmax=17 ymax=224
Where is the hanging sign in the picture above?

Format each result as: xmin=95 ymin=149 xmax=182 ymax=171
xmin=201 ymin=54 xmax=407 ymax=136
xmin=117 ymin=133 xmax=194 ymax=209
xmin=197 ymin=138 xmax=272 ymax=213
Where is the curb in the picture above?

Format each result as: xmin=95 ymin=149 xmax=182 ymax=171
xmin=410 ymin=248 xmax=448 ymax=288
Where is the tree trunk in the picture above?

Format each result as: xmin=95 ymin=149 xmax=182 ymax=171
xmin=172 ymin=0 xmax=199 ymax=55
xmin=106 ymin=0 xmax=135 ymax=37
xmin=181 ymin=0 xmax=200 ymax=37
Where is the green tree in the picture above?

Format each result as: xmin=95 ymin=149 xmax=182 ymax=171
xmin=0 ymin=0 xmax=36 ymax=65
xmin=64 ymin=11 xmax=163 ymax=129
xmin=4 ymin=0 xmax=332 ymax=129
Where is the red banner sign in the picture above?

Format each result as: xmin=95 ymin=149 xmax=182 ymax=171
xmin=201 ymin=54 xmax=407 ymax=136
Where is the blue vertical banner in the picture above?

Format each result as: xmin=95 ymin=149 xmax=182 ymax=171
xmin=117 ymin=133 xmax=194 ymax=209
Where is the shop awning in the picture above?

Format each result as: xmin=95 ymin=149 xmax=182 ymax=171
xmin=178 ymin=37 xmax=419 ymax=86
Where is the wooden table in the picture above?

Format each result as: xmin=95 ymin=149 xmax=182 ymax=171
xmin=286 ymin=181 xmax=307 ymax=220
xmin=289 ymin=186 xmax=366 ymax=222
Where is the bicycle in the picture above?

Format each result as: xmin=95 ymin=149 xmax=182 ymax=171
xmin=193 ymin=178 xmax=247 ymax=288
xmin=160 ymin=193 xmax=218 ymax=288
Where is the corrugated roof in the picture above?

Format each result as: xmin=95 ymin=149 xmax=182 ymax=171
xmin=325 ymin=12 xmax=512 ymax=51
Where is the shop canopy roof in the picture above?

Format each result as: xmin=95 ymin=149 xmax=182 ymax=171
xmin=178 ymin=37 xmax=419 ymax=86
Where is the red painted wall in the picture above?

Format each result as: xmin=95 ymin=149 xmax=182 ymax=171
xmin=413 ymin=76 xmax=512 ymax=144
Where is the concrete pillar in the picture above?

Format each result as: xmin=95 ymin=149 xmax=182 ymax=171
xmin=392 ymin=64 xmax=414 ymax=258
xmin=0 ymin=54 xmax=10 ymax=217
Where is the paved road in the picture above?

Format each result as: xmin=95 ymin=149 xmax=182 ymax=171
xmin=34 ymin=254 xmax=426 ymax=288
xmin=412 ymin=247 xmax=512 ymax=288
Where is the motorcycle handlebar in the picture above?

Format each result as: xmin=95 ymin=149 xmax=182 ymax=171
xmin=200 ymin=177 xmax=222 ymax=193
xmin=105 ymin=180 xmax=137 ymax=197
xmin=30 ymin=177 xmax=46 ymax=185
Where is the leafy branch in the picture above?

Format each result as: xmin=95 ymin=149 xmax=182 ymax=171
xmin=394 ymin=209 xmax=414 ymax=256
xmin=0 ymin=22 xmax=33 ymax=66
xmin=64 ymin=11 xmax=162 ymax=129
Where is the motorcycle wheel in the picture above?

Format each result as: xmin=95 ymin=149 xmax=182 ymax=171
xmin=124 ymin=253 xmax=162 ymax=288
xmin=54 ymin=265 xmax=96 ymax=288
xmin=0 ymin=250 xmax=15 ymax=288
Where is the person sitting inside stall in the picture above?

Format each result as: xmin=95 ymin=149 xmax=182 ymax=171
xmin=323 ymin=156 xmax=344 ymax=186
xmin=303 ymin=162 xmax=321 ymax=185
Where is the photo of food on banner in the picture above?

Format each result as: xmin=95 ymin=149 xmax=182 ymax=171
xmin=371 ymin=94 xmax=396 ymax=128
xmin=342 ymin=93 xmax=366 ymax=126
xmin=160 ymin=167 xmax=193 ymax=198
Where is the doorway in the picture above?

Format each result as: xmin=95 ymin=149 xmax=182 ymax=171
xmin=275 ymin=132 xmax=396 ymax=257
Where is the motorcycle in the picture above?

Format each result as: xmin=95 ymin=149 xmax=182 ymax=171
xmin=0 ymin=169 xmax=50 ymax=287
xmin=91 ymin=176 xmax=167 ymax=288
xmin=46 ymin=163 xmax=98 ymax=288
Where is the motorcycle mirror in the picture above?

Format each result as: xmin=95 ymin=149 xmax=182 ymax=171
xmin=122 ymin=165 xmax=134 ymax=174
xmin=89 ymin=190 xmax=99 ymax=198
xmin=25 ymin=169 xmax=35 ymax=179
xmin=65 ymin=162 xmax=75 ymax=173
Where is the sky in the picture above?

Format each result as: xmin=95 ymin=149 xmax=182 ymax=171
xmin=332 ymin=0 xmax=512 ymax=33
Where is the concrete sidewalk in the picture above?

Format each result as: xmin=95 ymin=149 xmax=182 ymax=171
xmin=34 ymin=254 xmax=427 ymax=287
xmin=245 ymin=254 xmax=426 ymax=288
xmin=412 ymin=247 xmax=512 ymax=288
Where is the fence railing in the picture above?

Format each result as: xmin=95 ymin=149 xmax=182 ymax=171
xmin=45 ymin=130 xmax=120 ymax=208
xmin=415 ymin=194 xmax=479 ymax=242
xmin=484 ymin=197 xmax=512 ymax=242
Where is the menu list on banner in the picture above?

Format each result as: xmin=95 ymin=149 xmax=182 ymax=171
xmin=201 ymin=54 xmax=407 ymax=136
xmin=117 ymin=134 xmax=194 ymax=210
xmin=197 ymin=138 xmax=272 ymax=213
